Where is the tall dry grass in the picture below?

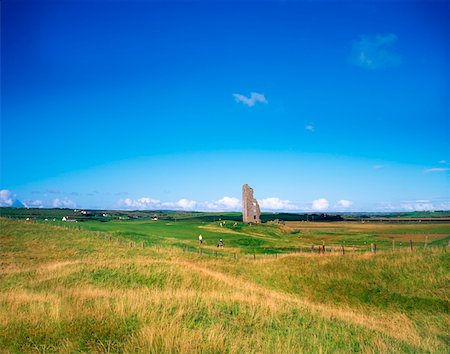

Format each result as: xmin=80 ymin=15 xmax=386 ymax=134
xmin=0 ymin=218 xmax=449 ymax=353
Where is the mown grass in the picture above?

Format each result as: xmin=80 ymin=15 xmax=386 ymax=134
xmin=0 ymin=218 xmax=449 ymax=353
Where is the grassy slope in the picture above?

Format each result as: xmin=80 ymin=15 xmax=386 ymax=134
xmin=0 ymin=218 xmax=449 ymax=353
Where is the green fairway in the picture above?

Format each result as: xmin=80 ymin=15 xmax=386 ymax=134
xmin=70 ymin=219 xmax=289 ymax=254
xmin=58 ymin=217 xmax=450 ymax=255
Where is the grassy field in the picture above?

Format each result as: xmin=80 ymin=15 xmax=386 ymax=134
xmin=67 ymin=217 xmax=450 ymax=254
xmin=1 ymin=218 xmax=449 ymax=352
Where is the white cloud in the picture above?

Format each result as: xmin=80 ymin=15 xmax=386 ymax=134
xmin=52 ymin=198 xmax=76 ymax=209
xmin=233 ymin=92 xmax=268 ymax=107
xmin=119 ymin=197 xmax=161 ymax=209
xmin=424 ymin=168 xmax=450 ymax=173
xmin=0 ymin=190 xmax=16 ymax=206
xmin=118 ymin=196 xmax=297 ymax=212
xmin=312 ymin=198 xmax=329 ymax=211
xmin=352 ymin=33 xmax=401 ymax=69
xmin=217 ymin=196 xmax=241 ymax=209
xmin=0 ymin=189 xmax=23 ymax=208
xmin=305 ymin=124 xmax=315 ymax=132
xmin=205 ymin=196 xmax=241 ymax=211
xmin=175 ymin=198 xmax=197 ymax=210
xmin=259 ymin=197 xmax=299 ymax=211
xmin=337 ymin=199 xmax=352 ymax=208
xmin=0 ymin=190 xmax=24 ymax=207
xmin=118 ymin=197 xmax=198 ymax=210
xmin=373 ymin=165 xmax=384 ymax=169
xmin=137 ymin=197 xmax=160 ymax=205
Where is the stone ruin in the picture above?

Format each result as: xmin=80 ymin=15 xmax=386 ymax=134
xmin=242 ymin=184 xmax=261 ymax=223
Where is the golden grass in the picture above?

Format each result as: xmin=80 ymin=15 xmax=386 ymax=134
xmin=1 ymin=218 xmax=449 ymax=353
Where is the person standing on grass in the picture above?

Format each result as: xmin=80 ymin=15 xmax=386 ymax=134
xmin=198 ymin=234 xmax=203 ymax=245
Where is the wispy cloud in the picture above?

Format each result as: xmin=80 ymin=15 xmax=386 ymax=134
xmin=259 ymin=197 xmax=299 ymax=211
xmin=312 ymin=198 xmax=329 ymax=211
xmin=47 ymin=189 xmax=61 ymax=194
xmin=23 ymin=199 xmax=44 ymax=208
xmin=377 ymin=199 xmax=450 ymax=212
xmin=233 ymin=92 xmax=268 ymax=107
xmin=376 ymin=202 xmax=397 ymax=211
xmin=336 ymin=199 xmax=352 ymax=208
xmin=424 ymin=167 xmax=450 ymax=173
xmin=305 ymin=124 xmax=315 ymax=132
xmin=352 ymin=33 xmax=401 ymax=69
xmin=400 ymin=200 xmax=434 ymax=212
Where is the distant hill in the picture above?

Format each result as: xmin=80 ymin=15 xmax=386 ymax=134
xmin=2 ymin=207 xmax=449 ymax=222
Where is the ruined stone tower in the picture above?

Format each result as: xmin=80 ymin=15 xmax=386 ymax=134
xmin=242 ymin=184 xmax=261 ymax=223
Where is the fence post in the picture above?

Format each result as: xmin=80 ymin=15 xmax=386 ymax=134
xmin=142 ymin=241 xmax=145 ymax=249
xmin=311 ymin=244 xmax=314 ymax=253
xmin=409 ymin=239 xmax=413 ymax=252
xmin=341 ymin=245 xmax=345 ymax=255
xmin=253 ymin=252 xmax=256 ymax=260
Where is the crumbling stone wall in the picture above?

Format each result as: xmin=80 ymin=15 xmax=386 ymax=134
xmin=242 ymin=184 xmax=261 ymax=223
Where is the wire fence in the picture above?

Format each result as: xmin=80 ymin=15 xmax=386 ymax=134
xmin=91 ymin=229 xmax=449 ymax=261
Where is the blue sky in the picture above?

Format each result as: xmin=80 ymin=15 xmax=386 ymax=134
xmin=1 ymin=0 xmax=449 ymax=212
